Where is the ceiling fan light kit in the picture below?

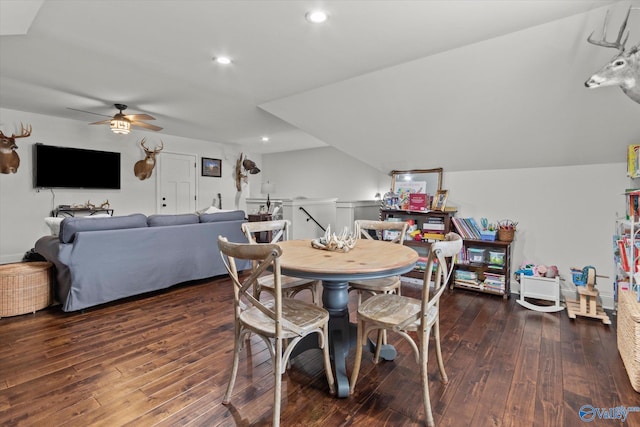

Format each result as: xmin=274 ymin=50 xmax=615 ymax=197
xmin=110 ymin=115 xmax=131 ymax=135
xmin=88 ymin=103 xmax=163 ymax=134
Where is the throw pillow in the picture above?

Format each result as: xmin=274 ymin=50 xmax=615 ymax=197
xmin=44 ymin=217 xmax=64 ymax=236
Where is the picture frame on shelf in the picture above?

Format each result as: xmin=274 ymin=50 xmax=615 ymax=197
xmin=432 ymin=190 xmax=448 ymax=211
xmin=202 ymin=158 xmax=221 ymax=177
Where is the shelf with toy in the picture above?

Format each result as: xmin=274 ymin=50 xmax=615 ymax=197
xmin=451 ymin=239 xmax=511 ymax=299
xmin=614 ymin=219 xmax=640 ymax=303
xmin=380 ymin=208 xmax=456 ymax=280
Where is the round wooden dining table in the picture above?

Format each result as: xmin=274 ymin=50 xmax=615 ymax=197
xmin=277 ymin=238 xmax=418 ymax=397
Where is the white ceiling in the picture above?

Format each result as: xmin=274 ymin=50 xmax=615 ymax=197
xmin=0 ymin=0 xmax=638 ymax=172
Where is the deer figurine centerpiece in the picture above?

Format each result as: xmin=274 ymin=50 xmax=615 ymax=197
xmin=585 ymin=6 xmax=640 ymax=105
xmin=0 ymin=123 xmax=31 ymax=174
xmin=134 ymin=138 xmax=163 ymax=180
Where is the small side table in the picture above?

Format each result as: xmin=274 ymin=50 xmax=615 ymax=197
xmin=247 ymin=213 xmax=273 ymax=243
xmin=0 ymin=262 xmax=53 ymax=318
xmin=517 ymin=275 xmax=564 ymax=313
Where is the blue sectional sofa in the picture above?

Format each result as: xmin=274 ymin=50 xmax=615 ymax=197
xmin=35 ymin=211 xmax=249 ymax=312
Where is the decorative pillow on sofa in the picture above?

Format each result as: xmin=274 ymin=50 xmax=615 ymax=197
xmin=44 ymin=217 xmax=64 ymax=236
xmin=59 ymin=213 xmax=148 ymax=243
xmin=199 ymin=210 xmax=246 ymax=223
xmin=147 ymin=214 xmax=199 ymax=227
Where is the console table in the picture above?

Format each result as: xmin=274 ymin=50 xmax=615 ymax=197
xmin=52 ymin=207 xmax=114 ymax=217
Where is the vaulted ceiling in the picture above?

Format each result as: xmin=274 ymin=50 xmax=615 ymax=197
xmin=0 ymin=0 xmax=638 ymax=172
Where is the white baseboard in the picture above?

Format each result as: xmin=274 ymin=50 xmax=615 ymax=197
xmin=0 ymin=253 xmax=25 ymax=264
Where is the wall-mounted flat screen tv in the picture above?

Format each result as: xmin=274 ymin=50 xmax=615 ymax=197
xmin=34 ymin=143 xmax=121 ymax=189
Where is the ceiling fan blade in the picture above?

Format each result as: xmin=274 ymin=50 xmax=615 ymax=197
xmin=125 ymin=113 xmax=156 ymax=121
xmin=67 ymin=107 xmax=112 ymax=118
xmin=132 ymin=121 xmax=163 ymax=131
xmin=89 ymin=120 xmax=111 ymax=125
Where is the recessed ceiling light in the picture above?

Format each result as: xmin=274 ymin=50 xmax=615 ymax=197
xmin=214 ymin=56 xmax=232 ymax=65
xmin=305 ymin=10 xmax=328 ymax=23
xmin=261 ymin=136 xmax=270 ymax=143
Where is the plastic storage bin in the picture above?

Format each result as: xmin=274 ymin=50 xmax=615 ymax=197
xmin=468 ymin=248 xmax=486 ymax=263
xmin=480 ymin=230 xmax=497 ymax=241
xmin=488 ymin=251 xmax=505 ymax=266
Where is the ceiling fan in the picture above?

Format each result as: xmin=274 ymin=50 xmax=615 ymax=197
xmin=73 ymin=103 xmax=163 ymax=134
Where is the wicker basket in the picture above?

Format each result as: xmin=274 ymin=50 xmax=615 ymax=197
xmin=0 ymin=262 xmax=52 ymax=318
xmin=618 ymin=289 xmax=640 ymax=393
xmin=497 ymin=228 xmax=515 ymax=242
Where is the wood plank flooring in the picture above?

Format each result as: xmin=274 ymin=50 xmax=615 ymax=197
xmin=0 ymin=276 xmax=638 ymax=426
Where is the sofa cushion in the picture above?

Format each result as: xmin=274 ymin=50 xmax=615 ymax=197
xmin=59 ymin=213 xmax=148 ymax=243
xmin=147 ymin=214 xmax=199 ymax=227
xmin=199 ymin=210 xmax=246 ymax=223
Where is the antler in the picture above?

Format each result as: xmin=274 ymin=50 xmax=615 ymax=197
xmin=154 ymin=140 xmax=164 ymax=153
xmin=13 ymin=123 xmax=32 ymax=139
xmin=587 ymin=6 xmax=631 ymax=52
xmin=140 ymin=137 xmax=149 ymax=151
xmin=0 ymin=123 xmax=32 ymax=139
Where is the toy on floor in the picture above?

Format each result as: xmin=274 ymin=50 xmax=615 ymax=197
xmin=566 ymin=265 xmax=610 ymax=325
xmin=516 ymin=262 xmax=563 ymax=312
xmin=515 ymin=262 xmax=559 ymax=278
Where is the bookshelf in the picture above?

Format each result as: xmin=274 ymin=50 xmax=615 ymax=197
xmin=451 ymin=239 xmax=512 ymax=299
xmin=614 ymin=218 xmax=640 ymax=304
xmin=379 ymin=208 xmax=456 ymax=280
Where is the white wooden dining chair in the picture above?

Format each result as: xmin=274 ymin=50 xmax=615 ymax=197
xmin=349 ymin=232 xmax=462 ymax=427
xmin=218 ymin=236 xmax=335 ymax=427
xmin=348 ymin=219 xmax=409 ymax=301
xmin=242 ymin=220 xmax=321 ymax=305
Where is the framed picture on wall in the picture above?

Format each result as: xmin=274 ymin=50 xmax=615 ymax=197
xmin=202 ymin=158 xmax=221 ymax=177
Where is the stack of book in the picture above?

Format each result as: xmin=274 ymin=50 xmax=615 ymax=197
xmin=415 ymin=256 xmax=439 ymax=272
xmin=626 ymin=189 xmax=640 ymax=221
xmin=483 ymin=272 xmax=505 ymax=292
xmin=454 ymin=270 xmax=480 ymax=288
xmin=415 ymin=256 xmax=429 ymax=271
xmin=422 ymin=217 xmax=445 ymax=240
xmin=451 ymin=217 xmax=483 ymax=240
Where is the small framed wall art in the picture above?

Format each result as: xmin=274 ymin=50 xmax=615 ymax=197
xmin=202 ymin=158 xmax=222 ymax=177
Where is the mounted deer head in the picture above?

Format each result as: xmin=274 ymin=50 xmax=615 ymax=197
xmin=585 ymin=6 xmax=640 ymax=104
xmin=0 ymin=123 xmax=31 ymax=174
xmin=133 ymin=138 xmax=163 ymax=180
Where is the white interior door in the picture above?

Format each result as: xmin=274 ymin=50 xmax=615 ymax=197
xmin=158 ymin=152 xmax=197 ymax=214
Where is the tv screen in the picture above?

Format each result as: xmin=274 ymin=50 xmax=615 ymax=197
xmin=34 ymin=143 xmax=121 ymax=189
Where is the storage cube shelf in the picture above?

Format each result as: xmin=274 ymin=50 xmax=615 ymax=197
xmin=380 ymin=208 xmax=456 ymax=280
xmin=451 ymin=239 xmax=512 ymax=299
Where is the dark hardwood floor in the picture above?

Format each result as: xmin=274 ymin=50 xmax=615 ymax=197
xmin=1 ymin=276 xmax=638 ymax=426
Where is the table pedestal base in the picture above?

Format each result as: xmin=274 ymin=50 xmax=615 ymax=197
xmin=291 ymin=280 xmax=398 ymax=397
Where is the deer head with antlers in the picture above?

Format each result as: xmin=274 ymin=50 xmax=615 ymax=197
xmin=0 ymin=123 xmax=31 ymax=174
xmin=585 ymin=6 xmax=640 ymax=104
xmin=133 ymin=138 xmax=163 ymax=180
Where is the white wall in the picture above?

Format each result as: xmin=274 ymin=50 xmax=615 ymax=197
xmin=0 ymin=108 xmax=261 ymax=263
xmin=259 ymin=147 xmax=389 ymax=200
xmin=264 ymin=147 xmax=628 ymax=308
